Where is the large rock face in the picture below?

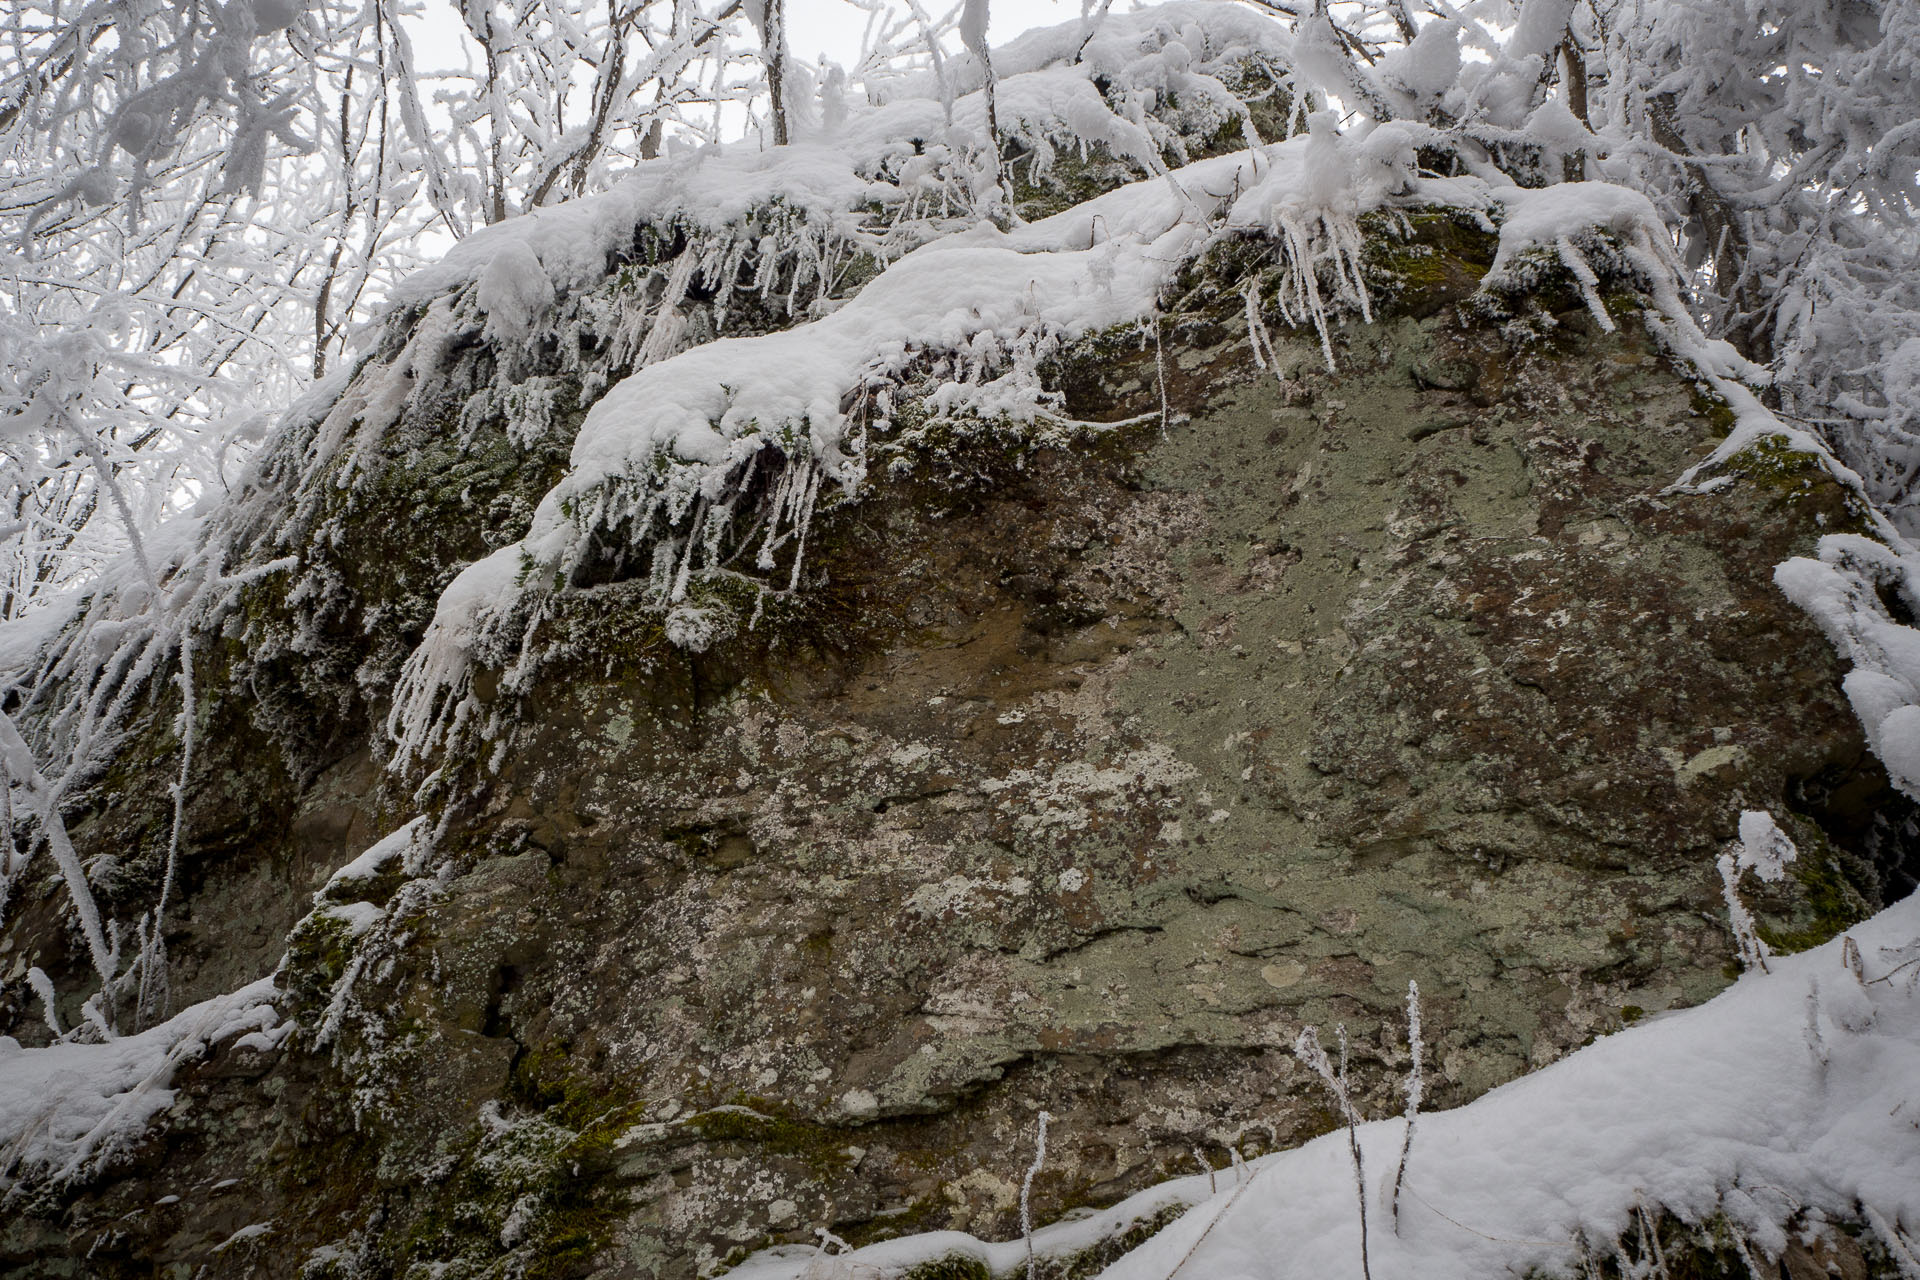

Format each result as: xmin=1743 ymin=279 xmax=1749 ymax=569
xmin=0 ymin=225 xmax=1904 ymax=1278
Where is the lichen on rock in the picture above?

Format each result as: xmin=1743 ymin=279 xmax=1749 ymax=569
xmin=3 ymin=17 xmax=1918 ymax=1280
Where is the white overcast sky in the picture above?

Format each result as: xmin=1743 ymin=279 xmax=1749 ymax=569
xmin=407 ymin=0 xmax=1090 ymax=75
xmin=784 ymin=0 xmax=1085 ymax=62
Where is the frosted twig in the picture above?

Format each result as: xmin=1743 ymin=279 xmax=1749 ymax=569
xmin=1726 ymin=1223 xmax=1770 ymax=1280
xmin=1717 ymin=848 xmax=1771 ymax=975
xmin=1841 ymin=935 xmax=1864 ymax=982
xmin=26 ymin=966 xmax=62 ymax=1038
xmin=1390 ymin=979 xmax=1423 ymax=1232
xmin=1153 ymin=315 xmax=1172 ymax=436
xmin=1863 ymin=1205 xmax=1920 ymax=1280
xmin=1192 ymin=1147 xmax=1217 ymax=1194
xmin=138 ymin=631 xmax=197 ymax=1027
xmin=1294 ymin=1024 xmax=1372 ymax=1280
xmin=1021 ymin=1109 xmax=1051 ymax=1280
xmin=1804 ymin=980 xmax=1829 ymax=1074
xmin=1635 ymin=1196 xmax=1673 ymax=1280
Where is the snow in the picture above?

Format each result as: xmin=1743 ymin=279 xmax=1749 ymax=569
xmin=318 ymin=901 xmax=387 ymax=939
xmin=1734 ymin=810 xmax=1797 ymax=883
xmin=213 ymin=1222 xmax=274 ymax=1252
xmin=1486 ymin=181 xmax=1670 ymax=305
xmin=736 ymin=892 xmax=1920 ymax=1280
xmin=0 ymin=977 xmax=284 ymax=1187
xmin=321 ymin=816 xmax=428 ymax=888
xmin=475 ymin=241 xmax=559 ymax=345
xmin=1506 ymin=0 xmax=1575 ymax=61
xmin=1380 ymin=21 xmax=1460 ymax=105
xmin=959 ymin=0 xmax=991 ymax=60
xmin=388 ymin=114 xmax=1424 ymax=763
xmin=387 ymin=4 xmax=1293 ymax=315
xmin=1776 ymin=534 xmax=1920 ymax=800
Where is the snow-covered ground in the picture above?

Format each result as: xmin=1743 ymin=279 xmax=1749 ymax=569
xmin=733 ymin=891 xmax=1920 ymax=1280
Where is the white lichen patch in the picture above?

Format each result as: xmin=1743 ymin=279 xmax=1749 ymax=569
xmin=979 ymin=744 xmax=1198 ymax=834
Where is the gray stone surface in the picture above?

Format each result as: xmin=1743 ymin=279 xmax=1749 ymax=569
xmin=0 ymin=226 xmax=1901 ymax=1279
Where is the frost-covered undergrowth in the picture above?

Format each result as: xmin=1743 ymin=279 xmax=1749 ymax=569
xmin=0 ymin=819 xmax=432 ymax=1194
xmin=0 ymin=977 xmax=285 ymax=1194
xmin=733 ymin=896 xmax=1920 ymax=1280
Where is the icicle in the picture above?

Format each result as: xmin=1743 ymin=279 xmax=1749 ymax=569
xmin=786 ymin=460 xmax=825 ymax=592
xmin=638 ymin=250 xmax=700 ymax=370
xmin=757 ymin=457 xmax=800 ymax=571
xmin=669 ymin=499 xmax=709 ymax=603
xmin=27 ymin=966 xmax=63 ymax=1037
xmin=1555 ymin=235 xmax=1617 ymax=333
xmin=712 ymin=234 xmax=749 ymax=329
xmin=753 ymin=234 xmax=781 ymax=296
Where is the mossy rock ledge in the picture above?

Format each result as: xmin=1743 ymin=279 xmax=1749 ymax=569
xmin=1 ymin=222 xmax=1912 ymax=1279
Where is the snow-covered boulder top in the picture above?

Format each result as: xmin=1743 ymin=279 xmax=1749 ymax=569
xmin=388 ymin=3 xmax=1294 ymax=313
xmin=384 ymin=79 xmax=1788 ymax=774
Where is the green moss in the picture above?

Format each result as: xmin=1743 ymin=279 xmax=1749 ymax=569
xmin=309 ymin=1039 xmax=651 ymax=1280
xmin=899 ymin=1254 xmax=992 ymax=1280
xmin=1359 ymin=210 xmax=1497 ymax=319
xmin=508 ymin=1040 xmax=645 ymax=1134
xmin=870 ymin=390 xmax=1149 ymax=491
xmin=1715 ymin=433 xmax=1876 ymax=535
xmin=1011 ymin=144 xmax=1141 ymax=222
xmin=833 ymin=250 xmax=886 ymax=299
xmin=1758 ymin=840 xmax=1872 ymax=955
xmin=1042 ymin=1203 xmax=1188 ymax=1280
xmin=1466 ymin=226 xmax=1653 ymax=327
xmin=1602 ymin=289 xmax=1643 ymax=319
xmin=387 ymin=1101 xmax=640 ymax=1280
xmin=1722 ymin=434 xmax=1826 ymax=494
xmin=1211 ymin=58 xmax=1292 ymax=149
xmin=682 ymin=1101 xmax=854 ymax=1172
xmin=1161 ymin=234 xmax=1279 ymax=323
xmin=281 ymin=909 xmax=359 ymax=1013
xmin=1690 ymin=386 xmax=1738 ymax=437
